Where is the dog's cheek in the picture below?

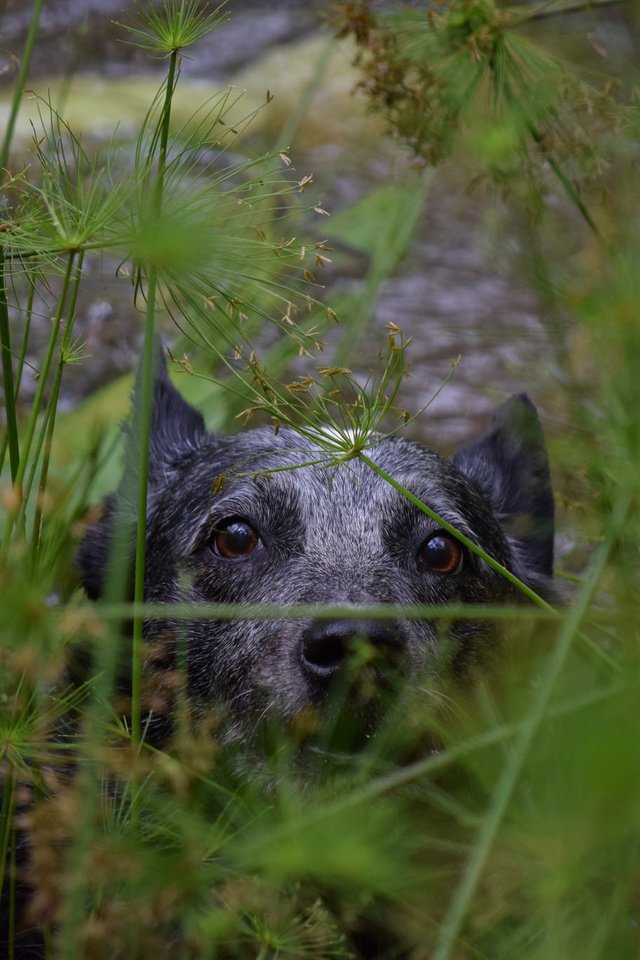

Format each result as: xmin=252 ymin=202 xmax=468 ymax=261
xmin=180 ymin=616 xmax=307 ymax=718
xmin=184 ymin=617 xmax=253 ymax=691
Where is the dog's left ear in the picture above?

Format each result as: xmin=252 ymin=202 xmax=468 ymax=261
xmin=452 ymin=394 xmax=554 ymax=577
xmin=78 ymin=344 xmax=207 ymax=600
xmin=142 ymin=342 xmax=207 ymax=484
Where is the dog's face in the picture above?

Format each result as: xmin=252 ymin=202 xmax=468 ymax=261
xmin=79 ymin=360 xmax=555 ymax=739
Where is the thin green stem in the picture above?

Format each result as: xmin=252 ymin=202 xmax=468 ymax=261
xmin=31 ymin=252 xmax=85 ymax=559
xmin=526 ymin=119 xmax=601 ymax=237
xmin=514 ymin=0 xmax=629 ymax=25
xmin=273 ymin=36 xmax=336 ymax=152
xmin=131 ymin=269 xmax=158 ymax=746
xmin=358 ymin=452 xmax=553 ymax=610
xmin=0 ymin=770 xmax=16 ymax=946
xmin=0 ymin=248 xmax=19 ymax=480
xmin=57 ymin=765 xmax=102 ymax=960
xmin=131 ymin=46 xmax=179 ymax=747
xmin=0 ymin=0 xmax=45 ymax=173
xmin=88 ymin=600 xmax=560 ymax=623
xmin=8 ymin=825 xmax=15 ymax=960
xmin=282 ymin=682 xmax=622 ymax=830
xmin=1 ymin=48 xmax=56 ymax=486
xmin=153 ymin=51 xmax=179 ymax=213
xmin=432 ymin=494 xmax=630 ymax=960
xmin=500 ymin=75 xmax=601 ymax=239
xmin=13 ymin=272 xmax=36 ymax=397
xmin=0 ymin=272 xmax=38 ymax=495
xmin=334 ymin=172 xmax=433 ymax=368
xmin=359 ymin=452 xmax=619 ymax=670
xmin=2 ymin=253 xmax=75 ymax=548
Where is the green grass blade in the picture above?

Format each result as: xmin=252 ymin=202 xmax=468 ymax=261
xmin=432 ymin=493 xmax=631 ymax=960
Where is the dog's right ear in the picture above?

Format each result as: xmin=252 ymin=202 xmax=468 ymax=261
xmin=452 ymin=394 xmax=555 ymax=582
xmin=78 ymin=344 xmax=207 ymax=599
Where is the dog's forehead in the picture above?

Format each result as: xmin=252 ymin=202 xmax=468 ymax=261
xmin=211 ymin=430 xmax=459 ymax=520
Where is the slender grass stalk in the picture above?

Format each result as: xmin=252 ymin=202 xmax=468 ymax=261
xmin=516 ymin=0 xmax=629 ymax=24
xmin=12 ymin=271 xmax=36 ymax=397
xmin=32 ymin=252 xmax=85 ymax=560
xmin=89 ymin=600 xmax=561 ymax=623
xmin=431 ymin=493 xmax=630 ymax=960
xmin=131 ymin=272 xmax=158 ymax=746
xmin=0 ymin=769 xmax=15 ymax=906
xmin=501 ymin=75 xmax=602 ymax=238
xmin=244 ymin=682 xmax=621 ymax=846
xmin=57 ymin=764 xmax=101 ymax=960
xmin=528 ymin=119 xmax=600 ymax=237
xmin=55 ymin=16 xmax=88 ymax=117
xmin=359 ymin=452 xmax=620 ymax=670
xmin=0 ymin=771 xmax=18 ymax=960
xmin=0 ymin=0 xmax=44 ymax=485
xmin=131 ymin=48 xmax=179 ymax=746
xmin=273 ymin=36 xmax=336 ymax=152
xmin=0 ymin=0 xmax=45 ymax=174
xmin=333 ymin=176 xmax=433 ymax=367
xmin=0 ymin=249 xmax=19 ymax=481
xmin=359 ymin=452 xmax=553 ymax=609
xmin=8 ymin=827 xmax=15 ymax=960
xmin=2 ymin=253 xmax=76 ymax=548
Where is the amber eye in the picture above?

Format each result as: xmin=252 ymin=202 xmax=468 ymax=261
xmin=418 ymin=531 xmax=465 ymax=575
xmin=211 ymin=518 xmax=260 ymax=559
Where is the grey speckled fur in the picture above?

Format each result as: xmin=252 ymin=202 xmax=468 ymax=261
xmin=78 ymin=354 xmax=555 ymax=737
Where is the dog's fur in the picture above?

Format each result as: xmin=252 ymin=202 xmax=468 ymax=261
xmin=78 ymin=356 xmax=555 ymax=739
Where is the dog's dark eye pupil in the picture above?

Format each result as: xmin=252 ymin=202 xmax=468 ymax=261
xmin=212 ymin=520 xmax=259 ymax=559
xmin=419 ymin=532 xmax=464 ymax=575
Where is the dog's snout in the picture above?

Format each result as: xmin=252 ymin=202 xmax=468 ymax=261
xmin=299 ymin=619 xmax=402 ymax=681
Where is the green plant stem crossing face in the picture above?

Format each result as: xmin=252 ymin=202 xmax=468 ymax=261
xmin=359 ymin=451 xmax=552 ymax=609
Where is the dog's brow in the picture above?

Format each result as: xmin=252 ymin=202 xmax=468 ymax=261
xmin=388 ymin=483 xmax=478 ymax=538
xmin=210 ymin=481 xmax=301 ymax=520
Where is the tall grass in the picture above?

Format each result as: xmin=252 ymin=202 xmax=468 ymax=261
xmin=1 ymin=1 xmax=639 ymax=958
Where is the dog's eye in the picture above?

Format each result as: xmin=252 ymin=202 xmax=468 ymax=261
xmin=211 ymin=518 xmax=260 ymax=559
xmin=418 ymin=531 xmax=465 ymax=575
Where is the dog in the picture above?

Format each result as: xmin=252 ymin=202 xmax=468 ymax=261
xmin=3 ymin=354 xmax=555 ymax=958
xmin=78 ymin=351 xmax=555 ymax=745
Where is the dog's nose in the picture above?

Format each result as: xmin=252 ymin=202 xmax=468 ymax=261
xmin=299 ymin=619 xmax=402 ymax=681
